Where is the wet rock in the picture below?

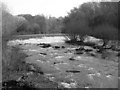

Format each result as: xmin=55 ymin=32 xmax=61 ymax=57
xmin=75 ymin=47 xmax=84 ymax=51
xmin=106 ymin=75 xmax=113 ymax=79
xmin=96 ymin=48 xmax=104 ymax=53
xmin=53 ymin=61 xmax=64 ymax=65
xmin=87 ymin=51 xmax=96 ymax=57
xmin=53 ymin=46 xmax=60 ymax=49
xmin=17 ymin=75 xmax=28 ymax=82
xmin=53 ymin=62 xmax=57 ymax=64
xmin=84 ymin=46 xmax=94 ymax=52
xmin=28 ymin=65 xmax=36 ymax=71
xmin=28 ymin=65 xmax=44 ymax=75
xmin=37 ymin=43 xmax=51 ymax=48
xmin=84 ymin=46 xmax=93 ymax=50
xmin=84 ymin=36 xmax=103 ymax=46
xmin=93 ymin=45 xmax=101 ymax=49
xmin=40 ymin=52 xmax=47 ymax=55
xmin=75 ymin=47 xmax=84 ymax=54
xmin=69 ymin=57 xmax=76 ymax=61
xmin=84 ymin=49 xmax=93 ymax=52
xmin=66 ymin=70 xmax=81 ymax=73
xmin=61 ymin=46 xmax=65 ymax=48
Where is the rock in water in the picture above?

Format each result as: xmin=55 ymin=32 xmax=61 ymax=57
xmin=61 ymin=46 xmax=65 ymax=48
xmin=66 ymin=70 xmax=81 ymax=73
xmin=40 ymin=52 xmax=47 ymax=55
xmin=69 ymin=57 xmax=76 ymax=61
xmin=38 ymin=43 xmax=51 ymax=48
xmin=53 ymin=46 xmax=60 ymax=49
xmin=75 ymin=47 xmax=84 ymax=51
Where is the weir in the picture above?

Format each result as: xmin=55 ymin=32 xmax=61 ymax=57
xmin=12 ymin=34 xmax=70 ymax=41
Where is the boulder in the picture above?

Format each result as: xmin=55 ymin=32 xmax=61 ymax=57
xmin=53 ymin=46 xmax=60 ymax=49
xmin=87 ymin=51 xmax=96 ymax=57
xmin=40 ymin=52 xmax=47 ymax=55
xmin=84 ymin=46 xmax=94 ymax=52
xmin=75 ymin=46 xmax=84 ymax=51
xmin=61 ymin=46 xmax=65 ymax=48
xmin=66 ymin=70 xmax=81 ymax=73
xmin=69 ymin=57 xmax=76 ymax=61
xmin=84 ymin=36 xmax=103 ymax=46
xmin=37 ymin=43 xmax=51 ymax=48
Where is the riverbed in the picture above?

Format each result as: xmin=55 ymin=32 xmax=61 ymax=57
xmin=8 ymin=36 xmax=118 ymax=88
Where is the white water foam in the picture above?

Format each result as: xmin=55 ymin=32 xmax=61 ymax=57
xmin=8 ymin=36 xmax=66 ymax=46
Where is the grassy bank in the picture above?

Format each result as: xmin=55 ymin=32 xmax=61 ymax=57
xmin=2 ymin=39 xmax=28 ymax=81
xmin=2 ymin=39 xmax=58 ymax=89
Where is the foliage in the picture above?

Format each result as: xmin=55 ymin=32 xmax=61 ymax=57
xmin=92 ymin=24 xmax=118 ymax=40
xmin=2 ymin=4 xmax=26 ymax=38
xmin=2 ymin=46 xmax=29 ymax=81
xmin=34 ymin=15 xmax=46 ymax=33
xmin=2 ymin=46 xmax=28 ymax=72
xmin=62 ymin=2 xmax=118 ymax=42
xmin=17 ymin=14 xmax=63 ymax=34
xmin=1 ymin=3 xmax=29 ymax=81
xmin=46 ymin=16 xmax=63 ymax=33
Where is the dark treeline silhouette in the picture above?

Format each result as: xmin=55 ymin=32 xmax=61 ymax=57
xmin=62 ymin=2 xmax=118 ymax=45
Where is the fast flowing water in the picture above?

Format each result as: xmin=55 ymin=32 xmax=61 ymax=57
xmin=8 ymin=36 xmax=118 ymax=88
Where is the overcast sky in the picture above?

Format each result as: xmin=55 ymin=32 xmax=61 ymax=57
xmin=3 ymin=0 xmax=111 ymax=17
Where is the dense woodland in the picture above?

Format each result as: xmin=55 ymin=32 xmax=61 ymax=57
xmin=62 ymin=2 xmax=118 ymax=41
xmin=2 ymin=2 xmax=118 ymax=42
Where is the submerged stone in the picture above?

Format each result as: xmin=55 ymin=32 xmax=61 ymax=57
xmin=66 ymin=70 xmax=81 ymax=73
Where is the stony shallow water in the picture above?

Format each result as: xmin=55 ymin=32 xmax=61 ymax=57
xmin=8 ymin=36 xmax=118 ymax=88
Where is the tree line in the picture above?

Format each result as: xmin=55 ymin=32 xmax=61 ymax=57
xmin=15 ymin=14 xmax=63 ymax=35
xmin=2 ymin=3 xmax=63 ymax=38
xmin=62 ymin=2 xmax=118 ymax=44
xmin=62 ymin=2 xmax=118 ymax=40
xmin=2 ymin=2 xmax=118 ymax=42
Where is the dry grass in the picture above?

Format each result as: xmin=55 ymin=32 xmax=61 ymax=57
xmin=2 ymin=41 xmax=28 ymax=81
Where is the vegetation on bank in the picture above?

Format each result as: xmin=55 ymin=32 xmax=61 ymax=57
xmin=2 ymin=2 xmax=118 ymax=43
xmin=13 ymin=2 xmax=118 ymax=48
xmin=1 ymin=1 xmax=119 ymax=89
xmin=62 ymin=2 xmax=118 ymax=46
xmin=1 ymin=3 xmax=58 ymax=88
xmin=15 ymin=15 xmax=63 ymax=35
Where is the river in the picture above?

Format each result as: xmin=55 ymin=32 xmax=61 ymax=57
xmin=7 ymin=36 xmax=118 ymax=88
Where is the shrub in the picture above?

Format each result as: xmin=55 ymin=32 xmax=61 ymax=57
xmin=2 ymin=46 xmax=28 ymax=80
